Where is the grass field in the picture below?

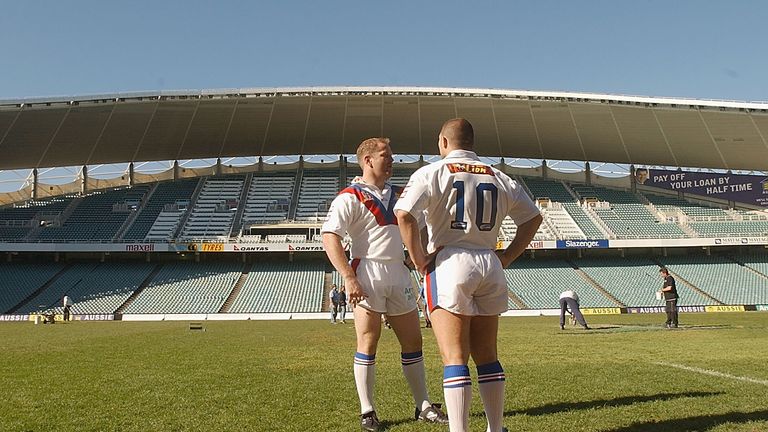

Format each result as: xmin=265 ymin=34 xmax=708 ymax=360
xmin=2 ymin=312 xmax=768 ymax=431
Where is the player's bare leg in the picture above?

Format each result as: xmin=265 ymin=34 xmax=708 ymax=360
xmin=388 ymin=309 xmax=448 ymax=423
xmin=353 ymin=305 xmax=382 ymax=430
xmin=430 ymin=308 xmax=472 ymax=432
xmin=470 ymin=315 xmax=505 ymax=432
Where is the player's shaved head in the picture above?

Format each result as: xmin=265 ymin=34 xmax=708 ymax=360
xmin=356 ymin=137 xmax=390 ymax=168
xmin=440 ymin=118 xmax=474 ymax=150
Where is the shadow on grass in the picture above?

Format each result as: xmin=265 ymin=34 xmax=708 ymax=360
xmin=504 ymin=391 xmax=723 ymax=417
xmin=605 ymin=409 xmax=768 ymax=432
xmin=379 ymin=417 xmax=416 ymax=430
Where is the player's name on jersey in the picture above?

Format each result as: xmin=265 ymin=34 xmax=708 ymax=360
xmin=446 ymin=163 xmax=494 ymax=176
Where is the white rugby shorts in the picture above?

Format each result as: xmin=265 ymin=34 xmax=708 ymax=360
xmin=351 ymin=258 xmax=417 ymax=316
xmin=423 ymin=247 xmax=508 ymax=316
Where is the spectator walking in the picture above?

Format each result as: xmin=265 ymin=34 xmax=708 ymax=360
xmin=660 ymin=267 xmax=679 ymax=328
xmin=329 ymin=284 xmax=341 ymax=324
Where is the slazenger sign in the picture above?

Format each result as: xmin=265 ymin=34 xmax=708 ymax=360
xmin=556 ymin=239 xmax=609 ymax=249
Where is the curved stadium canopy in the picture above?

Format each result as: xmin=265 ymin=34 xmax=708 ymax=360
xmin=1 ymin=86 xmax=767 ymax=171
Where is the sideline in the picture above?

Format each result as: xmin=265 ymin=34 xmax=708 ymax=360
xmin=655 ymin=361 xmax=768 ymax=386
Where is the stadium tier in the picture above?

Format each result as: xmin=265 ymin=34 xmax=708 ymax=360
xmin=123 ymin=262 xmax=242 ymax=314
xmin=241 ymin=173 xmax=295 ymax=226
xmin=574 ymin=257 xmax=715 ymax=307
xmin=658 ymin=255 xmax=768 ymax=305
xmin=0 ymin=252 xmax=766 ymax=317
xmin=179 ymin=177 xmax=245 ymax=240
xmin=2 ymin=167 xmax=764 ymax=244
xmin=504 ymin=259 xmax=616 ymax=308
xmin=34 ymin=186 xmax=151 ymax=241
xmin=228 ymin=261 xmax=324 ymax=313
xmin=0 ymin=196 xmax=74 ymax=241
xmin=569 ymin=184 xmax=687 ymax=239
xmin=122 ymin=179 xmax=199 ymax=241
xmin=518 ymin=177 xmax=606 ymax=239
xmin=295 ymin=171 xmax=339 ymax=222
xmin=0 ymin=262 xmax=66 ymax=313
xmin=14 ymin=262 xmax=156 ymax=315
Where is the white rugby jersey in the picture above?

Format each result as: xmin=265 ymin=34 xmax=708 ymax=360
xmin=394 ymin=150 xmax=540 ymax=251
xmin=321 ymin=180 xmax=406 ymax=261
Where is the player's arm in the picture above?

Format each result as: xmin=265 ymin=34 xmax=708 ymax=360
xmin=394 ymin=171 xmax=434 ymax=273
xmin=322 ymin=232 xmax=367 ymax=305
xmin=321 ymin=195 xmax=367 ymax=305
xmin=396 ymin=210 xmax=428 ymax=271
xmin=497 ymin=213 xmax=542 ymax=268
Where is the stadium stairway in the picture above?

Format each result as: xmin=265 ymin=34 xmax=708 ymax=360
xmin=567 ymin=260 xmax=625 ymax=307
xmin=513 ymin=174 xmax=535 ymax=200
xmin=728 ymin=257 xmax=768 ymax=279
xmin=507 ymin=290 xmax=527 ymax=309
xmin=650 ymin=258 xmax=723 ymax=305
xmin=113 ymin=183 xmax=158 ymax=241
xmin=5 ymin=264 xmax=73 ymax=314
xmin=114 ymin=264 xmax=164 ymax=315
xmin=728 ymin=256 xmax=768 ymax=280
xmin=323 ymin=270 xmax=333 ymax=312
xmin=218 ymin=263 xmax=253 ymax=313
xmin=171 ymin=178 xmax=205 ymax=240
xmin=228 ymin=173 xmax=254 ymax=238
xmin=287 ymin=167 xmax=304 ymax=220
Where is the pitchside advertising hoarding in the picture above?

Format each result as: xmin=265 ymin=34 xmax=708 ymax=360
xmin=556 ymin=239 xmax=609 ymax=249
xmin=635 ymin=168 xmax=768 ymax=207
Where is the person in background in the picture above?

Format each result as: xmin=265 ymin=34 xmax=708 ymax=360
xmin=338 ymin=286 xmax=348 ymax=324
xmin=558 ymin=290 xmax=589 ymax=330
xmin=62 ymin=295 xmax=73 ymax=322
xmin=329 ymin=284 xmax=340 ymax=324
xmin=659 ymin=267 xmax=679 ymax=328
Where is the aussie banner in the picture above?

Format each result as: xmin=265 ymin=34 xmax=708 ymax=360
xmin=627 ymin=306 xmax=706 ymax=314
xmin=0 ymin=314 xmax=28 ymax=322
xmin=635 ymin=168 xmax=768 ymax=207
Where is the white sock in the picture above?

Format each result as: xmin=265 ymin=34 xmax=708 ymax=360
xmin=354 ymin=352 xmax=376 ymax=414
xmin=477 ymin=361 xmax=506 ymax=432
xmin=401 ymin=351 xmax=431 ymax=411
xmin=443 ymin=365 xmax=472 ymax=432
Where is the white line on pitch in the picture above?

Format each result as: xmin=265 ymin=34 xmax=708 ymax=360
xmin=654 ymin=361 xmax=768 ymax=386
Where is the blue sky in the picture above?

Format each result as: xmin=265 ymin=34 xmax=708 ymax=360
xmin=1 ymin=0 xmax=767 ymax=102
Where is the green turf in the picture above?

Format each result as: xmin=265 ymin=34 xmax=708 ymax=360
xmin=1 ymin=313 xmax=767 ymax=431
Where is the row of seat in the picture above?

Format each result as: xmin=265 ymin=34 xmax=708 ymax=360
xmin=2 ymin=172 xmax=767 ymax=242
xmin=1 ymin=254 xmax=767 ymax=314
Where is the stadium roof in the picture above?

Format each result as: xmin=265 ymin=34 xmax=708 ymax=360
xmin=1 ymin=86 xmax=767 ymax=171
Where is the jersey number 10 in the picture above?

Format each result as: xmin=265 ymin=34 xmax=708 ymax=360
xmin=450 ymin=180 xmax=498 ymax=231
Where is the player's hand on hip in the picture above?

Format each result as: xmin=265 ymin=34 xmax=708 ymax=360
xmin=495 ymin=250 xmax=514 ymax=268
xmin=345 ymin=277 xmax=367 ymax=306
xmin=416 ymin=246 xmax=443 ymax=275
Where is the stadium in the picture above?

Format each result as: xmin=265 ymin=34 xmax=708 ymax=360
xmin=1 ymin=86 xmax=767 ymax=320
xmin=2 ymin=87 xmax=768 ymax=431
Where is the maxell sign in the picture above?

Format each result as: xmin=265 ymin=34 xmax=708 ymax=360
xmin=125 ymin=244 xmax=155 ymax=252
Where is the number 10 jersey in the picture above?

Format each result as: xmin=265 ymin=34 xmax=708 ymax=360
xmin=394 ymin=149 xmax=540 ymax=252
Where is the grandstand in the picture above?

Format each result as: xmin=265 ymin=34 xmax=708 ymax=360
xmin=1 ymin=87 xmax=768 ymax=320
